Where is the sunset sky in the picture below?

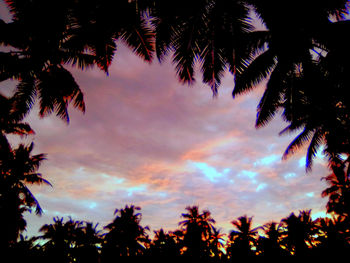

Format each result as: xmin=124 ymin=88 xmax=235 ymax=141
xmin=1 ymin=2 xmax=331 ymax=237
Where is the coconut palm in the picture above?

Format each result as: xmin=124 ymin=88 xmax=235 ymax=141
xmin=0 ymin=141 xmax=50 ymax=248
xmin=149 ymin=0 xmax=252 ymax=95
xmin=280 ymin=210 xmax=319 ymax=256
xmin=257 ymin=221 xmax=287 ymax=256
xmin=74 ymin=222 xmax=103 ymax=263
xmin=321 ymin=159 xmax=350 ymax=217
xmin=228 ymin=215 xmax=260 ymax=257
xmin=179 ymin=206 xmax=216 ymax=239
xmin=179 ymin=205 xmax=215 ymax=258
xmin=39 ymin=217 xmax=84 ymax=263
xmin=208 ymin=226 xmax=226 ymax=259
xmin=0 ymin=93 xmax=33 ymax=137
xmin=232 ymin=0 xmax=350 ymax=170
xmin=150 ymin=228 xmax=181 ymax=257
xmin=1 ymin=0 xmax=154 ymax=122
xmin=102 ymin=205 xmax=150 ymax=259
xmin=314 ymin=215 xmax=350 ymax=256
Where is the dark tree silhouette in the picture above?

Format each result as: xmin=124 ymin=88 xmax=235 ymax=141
xmin=314 ymin=215 xmax=350 ymax=256
xmin=74 ymin=222 xmax=103 ymax=263
xmin=0 ymin=0 xmax=154 ymax=122
xmin=321 ymin=159 xmax=350 ymax=217
xmin=179 ymin=205 xmax=215 ymax=258
xmin=257 ymin=221 xmax=287 ymax=257
xmin=102 ymin=205 xmax=150 ymax=260
xmin=280 ymin=210 xmax=319 ymax=256
xmin=227 ymin=215 xmax=260 ymax=258
xmin=149 ymin=228 xmax=182 ymax=257
xmin=207 ymin=226 xmax=225 ymax=259
xmin=39 ymin=217 xmax=85 ymax=263
xmin=149 ymin=0 xmax=252 ymax=95
xmin=0 ymin=141 xmax=49 ymax=249
xmin=231 ymin=0 xmax=350 ymax=170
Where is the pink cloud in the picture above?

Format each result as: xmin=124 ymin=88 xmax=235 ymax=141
xmin=14 ymin=43 xmax=333 ymax=237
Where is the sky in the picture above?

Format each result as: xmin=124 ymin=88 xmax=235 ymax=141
xmin=1 ymin=2 xmax=331 ymax=238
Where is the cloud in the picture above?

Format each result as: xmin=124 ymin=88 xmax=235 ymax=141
xmin=17 ymin=43 xmax=333 ymax=238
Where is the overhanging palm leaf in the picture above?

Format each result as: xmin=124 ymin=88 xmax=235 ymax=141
xmin=255 ymin=66 xmax=285 ymax=128
xmin=233 ymin=48 xmax=277 ymax=98
xmin=121 ymin=16 xmax=154 ymax=63
xmin=37 ymin=65 xmax=85 ymax=123
xmin=281 ymin=127 xmax=314 ymax=161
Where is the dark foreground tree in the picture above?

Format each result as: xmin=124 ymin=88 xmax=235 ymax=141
xmin=102 ymin=205 xmax=150 ymax=260
xmin=0 ymin=141 xmax=50 ymax=249
xmin=322 ymin=158 xmax=350 ymax=217
xmin=228 ymin=215 xmax=260 ymax=257
xmin=179 ymin=205 xmax=216 ymax=258
xmin=1 ymin=0 xmax=154 ymax=122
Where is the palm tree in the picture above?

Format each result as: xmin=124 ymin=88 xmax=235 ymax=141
xmin=149 ymin=0 xmax=252 ymax=95
xmin=207 ymin=226 xmax=226 ymax=259
xmin=0 ymin=141 xmax=50 ymax=248
xmin=1 ymin=0 xmax=154 ymax=122
xmin=232 ymin=1 xmax=350 ymax=170
xmin=102 ymin=205 xmax=150 ymax=260
xmin=228 ymin=215 xmax=260 ymax=258
xmin=321 ymin=159 xmax=350 ymax=217
xmin=314 ymin=215 xmax=350 ymax=256
xmin=39 ymin=217 xmax=84 ymax=263
xmin=280 ymin=210 xmax=319 ymax=256
xmin=75 ymin=222 xmax=103 ymax=263
xmin=0 ymin=93 xmax=34 ymax=150
xmin=178 ymin=205 xmax=215 ymax=258
xmin=257 ymin=221 xmax=287 ymax=257
xmin=150 ymin=228 xmax=181 ymax=257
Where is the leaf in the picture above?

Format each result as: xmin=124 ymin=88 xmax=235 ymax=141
xmin=255 ymin=66 xmax=284 ymax=128
xmin=37 ymin=65 xmax=85 ymax=123
xmin=233 ymin=48 xmax=277 ymax=98
xmin=121 ymin=16 xmax=154 ymax=63
xmin=305 ymin=128 xmax=324 ymax=172
xmin=282 ymin=127 xmax=314 ymax=161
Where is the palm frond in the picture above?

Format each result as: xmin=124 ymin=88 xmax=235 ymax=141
xmin=59 ymin=49 xmax=97 ymax=71
xmin=233 ymin=49 xmax=277 ymax=98
xmin=12 ymin=76 xmax=37 ymax=120
xmin=199 ymin=42 xmax=226 ymax=96
xmin=282 ymin=127 xmax=314 ymax=161
xmin=37 ymin=65 xmax=85 ymax=123
xmin=121 ymin=17 xmax=154 ymax=63
xmin=305 ymin=128 xmax=324 ymax=172
xmin=151 ymin=16 xmax=176 ymax=62
xmin=255 ymin=66 xmax=284 ymax=128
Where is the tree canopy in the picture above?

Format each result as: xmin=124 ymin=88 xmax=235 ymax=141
xmin=1 ymin=0 xmax=349 ymax=169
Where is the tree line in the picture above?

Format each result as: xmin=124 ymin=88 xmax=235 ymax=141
xmin=5 ymin=203 xmax=350 ymax=262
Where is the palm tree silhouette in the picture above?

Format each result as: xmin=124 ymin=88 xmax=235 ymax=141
xmin=314 ymin=215 xmax=350 ymax=256
xmin=102 ymin=205 xmax=150 ymax=260
xmin=321 ymin=158 xmax=350 ymax=217
xmin=149 ymin=0 xmax=252 ymax=95
xmin=178 ymin=205 xmax=215 ymax=258
xmin=1 ymin=0 xmax=154 ymax=122
xmin=228 ymin=215 xmax=260 ymax=258
xmin=231 ymin=1 xmax=350 ymax=170
xmin=150 ymin=228 xmax=182 ymax=257
xmin=280 ymin=210 xmax=319 ymax=256
xmin=0 ymin=93 xmax=34 ymax=149
xmin=257 ymin=221 xmax=287 ymax=257
xmin=0 ymin=141 xmax=50 ymax=248
xmin=207 ymin=226 xmax=226 ymax=259
xmin=74 ymin=222 xmax=103 ymax=263
xmin=39 ymin=217 xmax=84 ymax=263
